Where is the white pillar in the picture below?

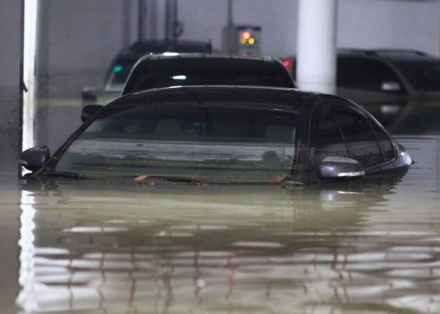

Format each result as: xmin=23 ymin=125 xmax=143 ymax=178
xmin=23 ymin=0 xmax=38 ymax=150
xmin=297 ymin=0 xmax=337 ymax=94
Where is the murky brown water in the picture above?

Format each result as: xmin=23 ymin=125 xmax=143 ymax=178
xmin=0 ymin=133 xmax=438 ymax=313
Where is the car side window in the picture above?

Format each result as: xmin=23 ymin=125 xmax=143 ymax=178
xmin=370 ymin=121 xmax=396 ymax=162
xmin=337 ymin=57 xmax=404 ymax=93
xmin=310 ymin=104 xmax=349 ymax=163
xmin=332 ymin=106 xmax=383 ymax=169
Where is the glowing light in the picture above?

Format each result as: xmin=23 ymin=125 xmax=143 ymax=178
xmin=240 ymin=39 xmax=246 ymax=45
xmin=163 ymin=52 xmax=179 ymax=56
xmin=249 ymin=38 xmax=255 ymax=45
xmin=241 ymin=31 xmax=251 ymax=40
xmin=172 ymin=75 xmax=187 ymax=80
xmin=283 ymin=60 xmax=291 ymax=67
xmin=113 ymin=65 xmax=123 ymax=73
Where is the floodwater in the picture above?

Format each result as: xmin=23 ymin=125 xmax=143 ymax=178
xmin=2 ymin=116 xmax=440 ymax=313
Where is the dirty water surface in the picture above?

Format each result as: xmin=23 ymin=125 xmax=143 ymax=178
xmin=5 ymin=135 xmax=440 ymax=314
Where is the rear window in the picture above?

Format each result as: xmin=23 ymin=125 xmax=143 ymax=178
xmin=123 ymin=60 xmax=294 ymax=95
xmin=55 ymin=103 xmax=299 ymax=183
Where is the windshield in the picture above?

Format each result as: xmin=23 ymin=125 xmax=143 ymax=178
xmin=394 ymin=60 xmax=440 ymax=91
xmin=54 ymin=103 xmax=298 ymax=183
xmin=122 ymin=60 xmax=294 ymax=95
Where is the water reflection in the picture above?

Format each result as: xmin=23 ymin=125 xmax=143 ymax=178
xmin=364 ymin=99 xmax=440 ymax=135
xmin=16 ymin=165 xmax=440 ymax=314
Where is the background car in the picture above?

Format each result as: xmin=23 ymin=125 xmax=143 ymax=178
xmin=22 ymin=86 xmax=411 ymax=184
xmin=81 ymin=54 xmax=296 ymax=121
xmin=122 ymin=54 xmax=296 ymax=95
xmin=81 ymin=40 xmax=212 ymax=106
xmin=283 ymin=49 xmax=440 ymax=104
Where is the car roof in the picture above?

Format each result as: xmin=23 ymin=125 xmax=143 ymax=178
xmin=134 ymin=53 xmax=280 ymax=65
xmin=338 ymin=48 xmax=440 ymax=62
xmin=117 ymin=40 xmax=212 ymax=62
xmin=110 ymin=85 xmax=319 ymax=108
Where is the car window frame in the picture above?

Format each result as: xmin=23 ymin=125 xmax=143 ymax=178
xmin=309 ymin=99 xmax=398 ymax=171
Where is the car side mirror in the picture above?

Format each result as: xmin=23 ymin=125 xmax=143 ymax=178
xmin=319 ymin=156 xmax=365 ymax=180
xmin=81 ymin=104 xmax=103 ymax=122
xmin=19 ymin=146 xmax=50 ymax=172
xmin=81 ymin=87 xmax=98 ymax=101
xmin=381 ymin=81 xmax=401 ymax=92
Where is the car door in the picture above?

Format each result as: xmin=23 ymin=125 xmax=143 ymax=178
xmin=336 ymin=56 xmax=408 ymax=104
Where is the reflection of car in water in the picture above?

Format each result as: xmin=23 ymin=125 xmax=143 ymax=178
xmin=21 ymin=86 xmax=412 ymax=184
xmin=283 ymin=49 xmax=440 ymax=106
xmin=372 ymin=100 xmax=440 ymax=135
xmin=17 ymin=167 xmax=407 ymax=313
xmin=81 ymin=40 xmax=212 ymax=106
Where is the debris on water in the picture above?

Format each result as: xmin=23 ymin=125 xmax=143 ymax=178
xmin=135 ymin=174 xmax=149 ymax=181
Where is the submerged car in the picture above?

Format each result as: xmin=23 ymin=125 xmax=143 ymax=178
xmin=81 ymin=54 xmax=296 ymax=121
xmin=22 ymin=86 xmax=412 ymax=184
xmin=81 ymin=40 xmax=212 ymax=106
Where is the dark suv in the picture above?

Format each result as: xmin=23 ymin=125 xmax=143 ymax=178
xmin=122 ymin=54 xmax=296 ymax=96
xmin=284 ymin=49 xmax=440 ymax=104
xmin=81 ymin=54 xmax=296 ymax=122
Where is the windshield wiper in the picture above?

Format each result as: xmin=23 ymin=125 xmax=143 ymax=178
xmin=42 ymin=171 xmax=88 ymax=179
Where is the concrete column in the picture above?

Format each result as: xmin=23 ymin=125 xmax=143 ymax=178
xmin=0 ymin=1 xmax=23 ymax=312
xmin=0 ymin=0 xmax=23 ymax=158
xmin=297 ymin=0 xmax=337 ymax=94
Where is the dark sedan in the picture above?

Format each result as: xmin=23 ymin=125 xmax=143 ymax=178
xmin=22 ymin=86 xmax=412 ymax=184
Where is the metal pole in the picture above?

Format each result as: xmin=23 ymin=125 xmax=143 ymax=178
xmin=165 ymin=0 xmax=177 ymax=41
xmin=138 ymin=0 xmax=147 ymax=41
xmin=228 ymin=0 xmax=234 ymax=54
xmin=297 ymin=0 xmax=338 ymax=94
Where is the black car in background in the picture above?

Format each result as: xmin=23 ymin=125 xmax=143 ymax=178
xmin=81 ymin=40 xmax=212 ymax=106
xmin=22 ymin=86 xmax=411 ymax=184
xmin=284 ymin=49 xmax=440 ymax=104
xmin=122 ymin=54 xmax=296 ymax=95
xmin=81 ymin=54 xmax=296 ymax=121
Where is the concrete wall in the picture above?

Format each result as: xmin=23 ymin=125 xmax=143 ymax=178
xmin=178 ymin=0 xmax=298 ymax=58
xmin=338 ymin=0 xmax=440 ymax=55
